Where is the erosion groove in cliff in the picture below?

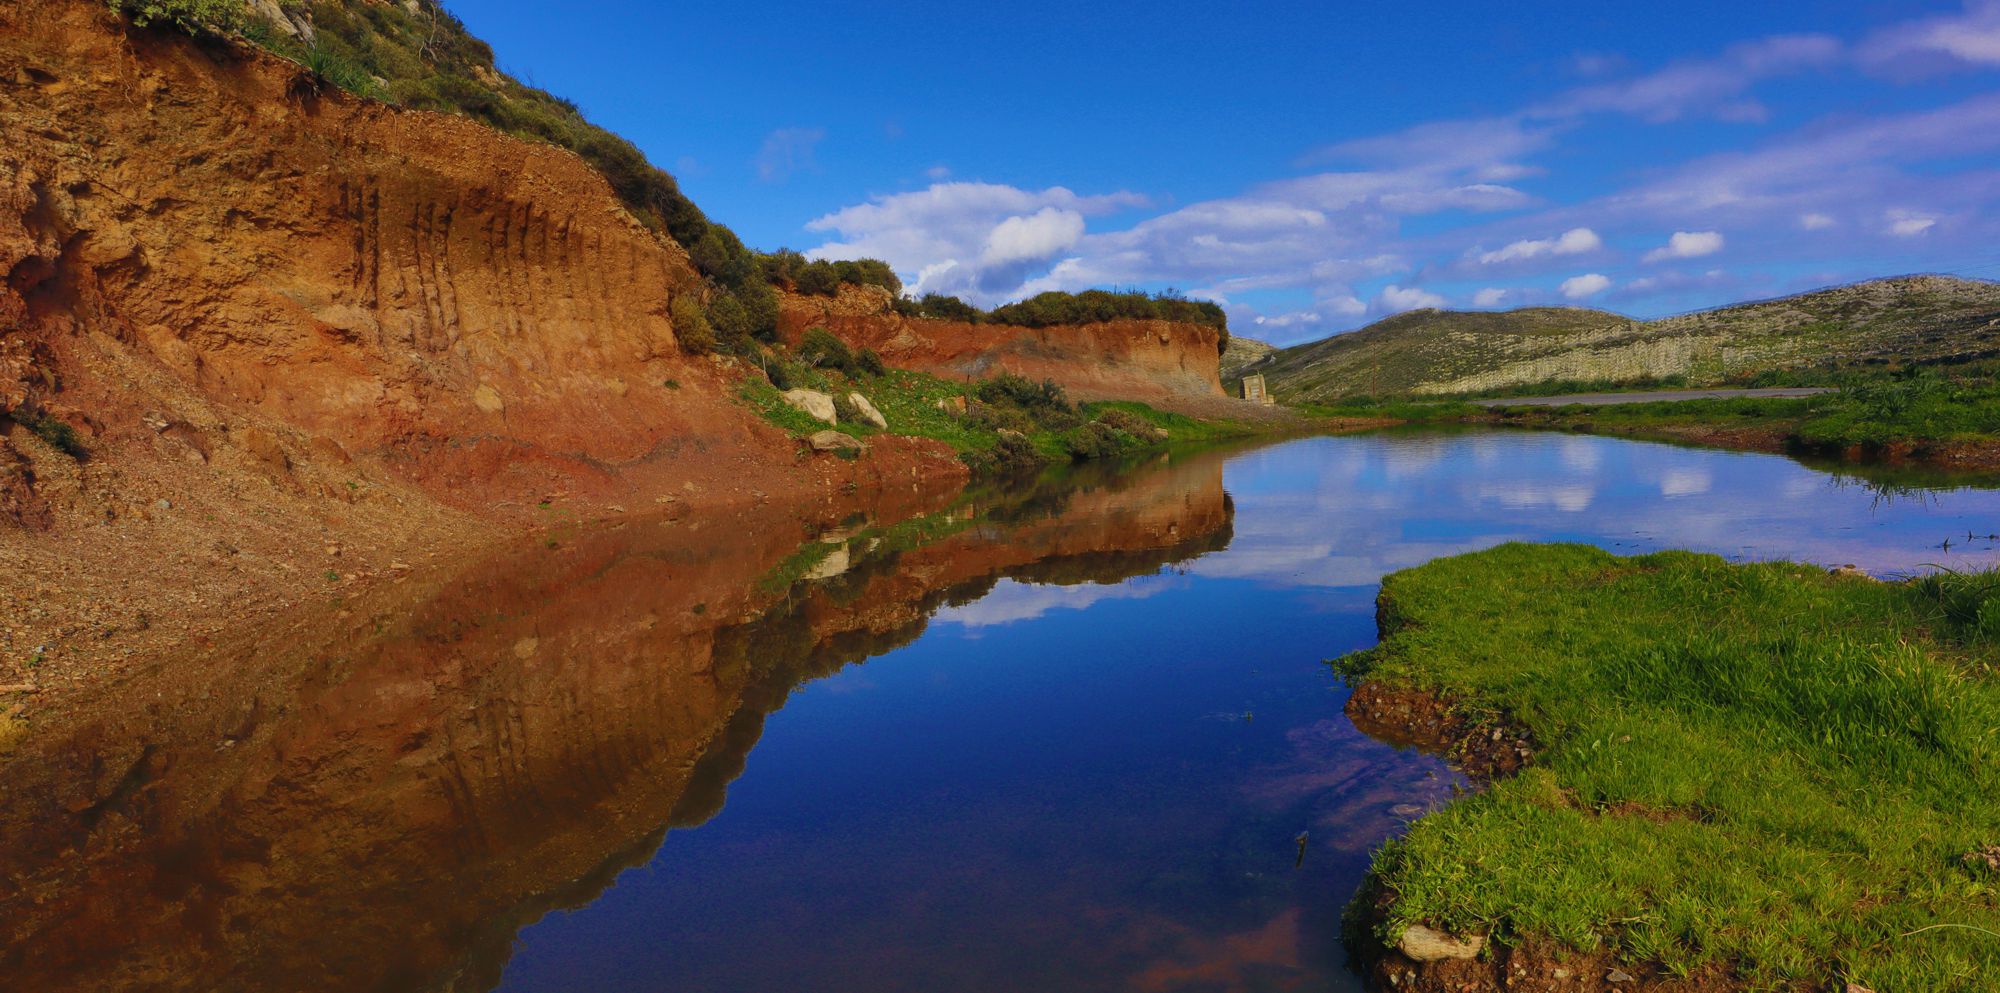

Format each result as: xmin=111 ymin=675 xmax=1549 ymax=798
xmin=0 ymin=0 xmax=990 ymax=710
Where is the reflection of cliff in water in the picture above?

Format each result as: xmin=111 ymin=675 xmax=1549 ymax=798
xmin=0 ymin=448 xmax=1235 ymax=993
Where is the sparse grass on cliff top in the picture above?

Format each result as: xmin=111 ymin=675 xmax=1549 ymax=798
xmin=1336 ymin=543 xmax=2000 ymax=991
xmin=734 ymin=360 xmax=1251 ymax=474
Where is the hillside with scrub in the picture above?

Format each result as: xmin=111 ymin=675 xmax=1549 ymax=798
xmin=1254 ymin=275 xmax=2000 ymax=401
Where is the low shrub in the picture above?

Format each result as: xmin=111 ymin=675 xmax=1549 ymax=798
xmin=967 ymin=400 xmax=1035 ymax=436
xmin=855 ymin=348 xmax=887 ymax=377
xmin=107 ymin=0 xmax=246 ymax=33
xmin=1063 ymin=421 xmax=1137 ymax=461
xmin=1093 ymin=408 xmax=1157 ymax=437
xmin=705 ymin=292 xmax=755 ymax=354
xmin=670 ymin=296 xmax=715 ymax=355
xmin=831 ymin=392 xmax=862 ymax=427
xmin=798 ymin=328 xmax=856 ymax=374
xmin=975 ymin=374 xmax=1072 ymax=417
xmin=961 ymin=431 xmax=1041 ymax=475
xmin=893 ymin=293 xmax=986 ymax=323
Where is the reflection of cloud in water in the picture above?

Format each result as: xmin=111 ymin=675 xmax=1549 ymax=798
xmin=1473 ymin=481 xmax=1596 ymax=512
xmin=1558 ymin=435 xmax=1602 ymax=473
xmin=937 ymin=573 xmax=1183 ymax=628
xmin=1659 ymin=467 xmax=1712 ymax=497
xmin=1203 ymin=432 xmax=2000 ymax=588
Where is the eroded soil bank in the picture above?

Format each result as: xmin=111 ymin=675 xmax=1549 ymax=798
xmin=0 ymin=0 xmax=1280 ymax=721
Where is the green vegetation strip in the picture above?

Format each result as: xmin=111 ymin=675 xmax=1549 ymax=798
xmin=1336 ymin=544 xmax=2000 ymax=990
xmin=1300 ymin=374 xmax=2000 ymax=453
xmin=736 ymin=353 xmax=1254 ymax=474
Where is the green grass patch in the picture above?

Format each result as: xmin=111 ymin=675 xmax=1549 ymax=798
xmin=1479 ymin=376 xmax=2000 ymax=453
xmin=1337 ymin=543 xmax=2000 ymax=990
xmin=1296 ymin=397 xmax=1484 ymax=423
xmin=733 ymin=363 xmax=1246 ymax=474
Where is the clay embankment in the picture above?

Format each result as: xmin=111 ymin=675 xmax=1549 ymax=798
xmin=0 ymin=445 xmax=1235 ymax=993
xmin=0 ymin=0 xmax=963 ymax=695
xmin=781 ymin=285 xmax=1286 ymax=421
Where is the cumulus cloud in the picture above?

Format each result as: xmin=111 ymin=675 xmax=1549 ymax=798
xmin=1561 ymin=273 xmax=1613 ymax=299
xmin=754 ymin=127 xmax=825 ymax=183
xmin=805 ymin=182 xmax=1148 ymax=299
xmin=1643 ymin=230 xmax=1725 ymax=262
xmin=795 ymin=9 xmax=2000 ymax=338
xmin=980 ymin=208 xmax=1086 ymax=265
xmin=1380 ymin=285 xmax=1447 ymax=312
xmin=1477 ymin=227 xmax=1602 ymax=265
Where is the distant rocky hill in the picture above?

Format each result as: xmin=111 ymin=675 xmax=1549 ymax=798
xmin=1253 ymin=276 xmax=2000 ymax=400
xmin=1219 ymin=336 xmax=1276 ymax=380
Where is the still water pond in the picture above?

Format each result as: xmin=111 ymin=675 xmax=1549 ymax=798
xmin=494 ymin=430 xmax=2000 ymax=993
xmin=9 ymin=430 xmax=2000 ymax=993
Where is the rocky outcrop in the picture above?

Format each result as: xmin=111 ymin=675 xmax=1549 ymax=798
xmin=783 ymin=388 xmax=838 ymax=425
xmin=780 ymin=285 xmax=1227 ymax=408
xmin=847 ymin=391 xmax=887 ymax=429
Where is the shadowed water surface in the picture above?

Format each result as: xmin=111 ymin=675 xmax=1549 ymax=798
xmin=6 ymin=430 xmax=2000 ymax=993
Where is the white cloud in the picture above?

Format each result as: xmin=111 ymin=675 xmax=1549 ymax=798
xmin=1477 ymin=227 xmax=1602 ymax=265
xmin=1472 ymin=288 xmax=1510 ymax=308
xmin=1643 ymin=230 xmax=1725 ymax=262
xmin=754 ymin=127 xmax=825 ymax=183
xmin=1380 ymin=285 xmax=1447 ymax=312
xmin=1660 ymin=468 xmax=1714 ymax=497
xmin=980 ymin=208 xmax=1086 ymax=265
xmin=925 ymin=164 xmax=952 ymax=180
xmin=1887 ymin=209 xmax=1938 ymax=237
xmin=1862 ymin=1 xmax=2000 ymax=71
xmin=1561 ymin=273 xmax=1613 ymax=299
xmin=805 ymin=182 xmax=1148 ymax=300
xmin=938 ymin=576 xmax=1178 ymax=627
xmin=1536 ymin=34 xmax=1842 ymax=123
xmin=797 ymin=12 xmax=2000 ymax=335
xmin=1252 ymin=296 xmax=1370 ymax=333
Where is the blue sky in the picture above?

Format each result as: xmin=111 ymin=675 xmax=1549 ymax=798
xmin=455 ymin=1 xmax=2000 ymax=343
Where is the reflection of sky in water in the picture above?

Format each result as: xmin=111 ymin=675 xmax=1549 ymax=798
xmin=939 ymin=572 xmax=1186 ymax=629
xmin=1203 ymin=430 xmax=2000 ymax=592
xmin=498 ymin=431 xmax=2000 ymax=993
